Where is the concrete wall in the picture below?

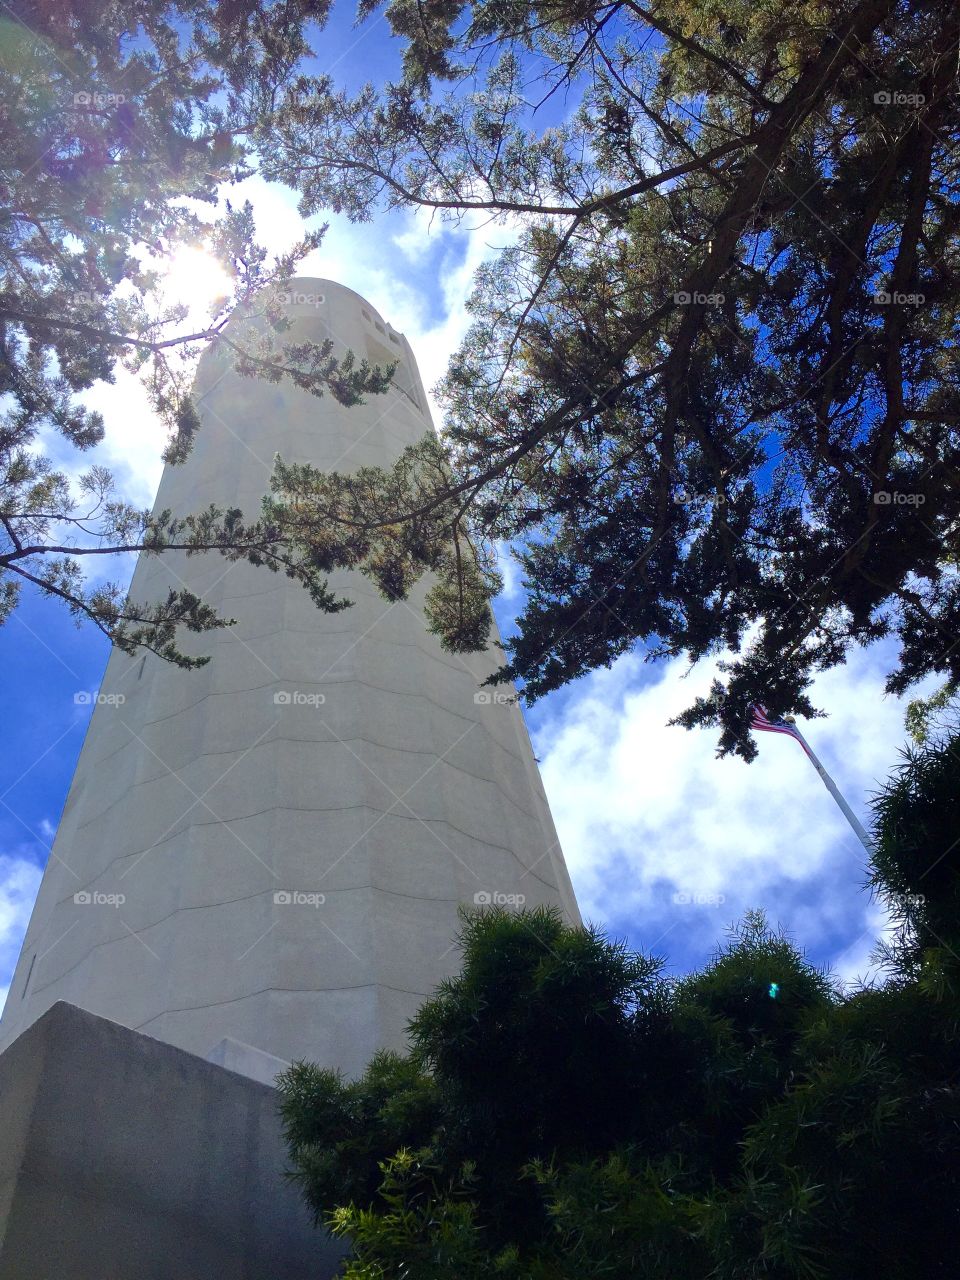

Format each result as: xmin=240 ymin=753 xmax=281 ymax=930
xmin=0 ymin=1001 xmax=343 ymax=1280
xmin=0 ymin=279 xmax=579 ymax=1078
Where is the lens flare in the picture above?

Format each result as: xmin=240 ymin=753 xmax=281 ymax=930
xmin=162 ymin=246 xmax=233 ymax=316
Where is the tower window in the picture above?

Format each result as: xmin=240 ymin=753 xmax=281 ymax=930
xmin=367 ymin=334 xmax=421 ymax=412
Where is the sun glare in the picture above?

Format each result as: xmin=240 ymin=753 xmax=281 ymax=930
xmin=161 ymin=246 xmax=234 ymax=317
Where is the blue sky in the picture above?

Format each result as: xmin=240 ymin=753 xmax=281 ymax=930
xmin=0 ymin=6 xmax=933 ymax=1009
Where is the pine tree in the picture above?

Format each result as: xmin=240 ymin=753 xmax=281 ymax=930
xmin=0 ymin=0 xmax=392 ymax=665
xmin=259 ymin=0 xmax=960 ymax=756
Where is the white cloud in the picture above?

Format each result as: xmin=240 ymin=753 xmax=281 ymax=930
xmin=86 ymin=368 xmax=167 ymax=509
xmin=495 ymin=542 xmax=522 ymax=601
xmin=534 ymin=640 xmax=931 ymax=985
xmin=0 ymin=852 xmax=43 ymax=1017
xmin=392 ymin=221 xmax=436 ymax=264
xmin=815 ymin=900 xmax=892 ymax=988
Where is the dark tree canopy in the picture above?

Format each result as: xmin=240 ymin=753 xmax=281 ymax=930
xmin=870 ymin=731 xmax=960 ymax=979
xmin=0 ymin=0 xmax=394 ymax=666
xmin=279 ymin=734 xmax=960 ymax=1278
xmin=257 ymin=0 xmax=960 ymax=756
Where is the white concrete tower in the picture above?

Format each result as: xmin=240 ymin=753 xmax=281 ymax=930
xmin=0 ymin=279 xmax=579 ymax=1078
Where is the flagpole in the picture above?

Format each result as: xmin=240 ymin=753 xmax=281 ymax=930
xmin=787 ymin=722 xmax=874 ymax=854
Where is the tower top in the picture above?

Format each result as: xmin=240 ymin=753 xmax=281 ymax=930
xmin=269 ymin=276 xmax=411 ymax=357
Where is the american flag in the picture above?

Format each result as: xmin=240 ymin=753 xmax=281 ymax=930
xmin=750 ymin=705 xmax=813 ymax=759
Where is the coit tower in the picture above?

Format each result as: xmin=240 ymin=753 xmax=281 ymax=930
xmin=0 ymin=279 xmax=579 ymax=1078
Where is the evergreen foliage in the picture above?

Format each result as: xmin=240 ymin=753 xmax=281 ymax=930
xmin=0 ymin=0 xmax=393 ymax=665
xmin=280 ymin=733 xmax=960 ymax=1278
xmin=258 ymin=0 xmax=960 ymax=756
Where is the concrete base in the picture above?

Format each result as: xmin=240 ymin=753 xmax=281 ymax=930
xmin=0 ymin=1002 xmax=343 ymax=1279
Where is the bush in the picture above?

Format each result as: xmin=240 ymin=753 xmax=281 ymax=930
xmin=279 ymin=739 xmax=960 ymax=1277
